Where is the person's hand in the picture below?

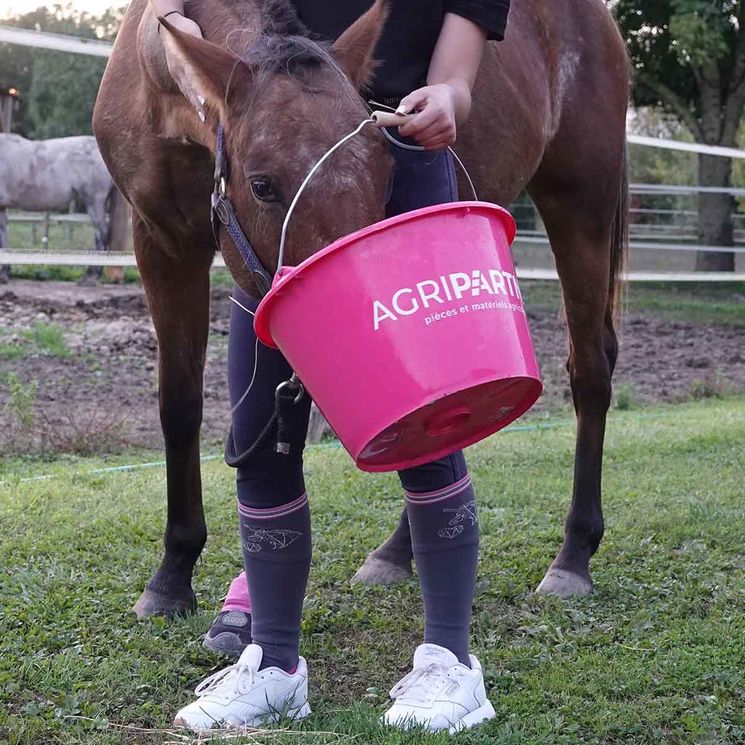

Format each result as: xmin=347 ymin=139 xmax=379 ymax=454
xmin=396 ymin=84 xmax=458 ymax=150
xmin=161 ymin=13 xmax=207 ymax=120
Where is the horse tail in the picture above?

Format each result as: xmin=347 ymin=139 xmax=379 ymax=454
xmin=106 ymin=185 xmax=131 ymax=253
xmin=608 ymin=139 xmax=628 ymax=320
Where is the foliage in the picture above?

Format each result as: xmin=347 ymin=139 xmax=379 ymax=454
xmin=0 ymin=321 xmax=70 ymax=358
xmin=614 ymin=1 xmax=745 ymax=269
xmin=26 ymin=52 xmax=107 ymax=138
xmin=0 ymin=398 xmax=743 ymax=743
xmin=627 ymin=108 xmax=696 ymax=185
xmin=614 ymin=0 xmax=745 ymax=143
xmin=627 ymin=107 xmax=699 ymax=217
xmin=0 ymin=3 xmax=125 ymax=137
xmin=2 ymin=371 xmax=37 ymax=430
xmin=0 ymin=368 xmax=129 ymax=455
xmin=613 ymin=382 xmax=637 ymax=410
xmin=22 ymin=321 xmax=70 ymax=357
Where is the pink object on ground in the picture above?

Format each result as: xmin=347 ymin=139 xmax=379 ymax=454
xmin=255 ymin=202 xmax=542 ymax=473
xmin=221 ymin=571 xmax=251 ymax=613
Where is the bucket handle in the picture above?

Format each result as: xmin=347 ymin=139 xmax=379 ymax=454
xmin=277 ymin=112 xmax=479 ymax=273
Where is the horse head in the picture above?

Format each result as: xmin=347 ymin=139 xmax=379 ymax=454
xmin=160 ymin=0 xmax=392 ymax=299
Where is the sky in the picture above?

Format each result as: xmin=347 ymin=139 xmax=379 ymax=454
xmin=0 ymin=0 xmax=114 ymax=19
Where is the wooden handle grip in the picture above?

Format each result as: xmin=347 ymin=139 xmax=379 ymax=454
xmin=371 ymin=110 xmax=408 ymax=128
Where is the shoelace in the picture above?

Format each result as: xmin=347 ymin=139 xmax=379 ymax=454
xmin=194 ymin=662 xmax=257 ymax=699
xmin=390 ymin=663 xmax=452 ymax=702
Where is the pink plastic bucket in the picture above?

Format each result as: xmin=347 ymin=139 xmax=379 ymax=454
xmin=255 ymin=201 xmax=542 ymax=472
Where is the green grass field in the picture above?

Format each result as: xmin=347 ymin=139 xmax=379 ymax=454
xmin=1 ymin=398 xmax=744 ymax=744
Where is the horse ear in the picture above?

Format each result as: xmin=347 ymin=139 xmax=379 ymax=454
xmin=332 ymin=0 xmax=389 ymax=90
xmin=159 ymin=18 xmax=249 ymax=119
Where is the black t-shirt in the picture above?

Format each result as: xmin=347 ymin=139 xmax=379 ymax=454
xmin=289 ymin=0 xmax=510 ymax=100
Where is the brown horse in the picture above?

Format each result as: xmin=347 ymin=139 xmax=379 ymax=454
xmin=93 ymin=0 xmax=629 ymax=618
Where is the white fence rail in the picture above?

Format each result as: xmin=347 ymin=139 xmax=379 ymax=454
xmin=3 ymin=249 xmax=744 ymax=282
xmin=2 ymin=28 xmax=745 ymax=279
xmin=0 ymin=25 xmax=113 ymax=57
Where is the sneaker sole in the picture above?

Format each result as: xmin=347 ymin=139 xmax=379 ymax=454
xmin=173 ymin=701 xmax=311 ymax=733
xmin=202 ymin=631 xmax=249 ymax=659
xmin=448 ymin=699 xmax=496 ymax=734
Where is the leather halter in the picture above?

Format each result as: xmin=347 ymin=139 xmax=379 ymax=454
xmin=211 ymin=124 xmax=272 ymax=298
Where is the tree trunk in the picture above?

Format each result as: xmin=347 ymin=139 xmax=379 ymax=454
xmin=695 ymin=153 xmax=735 ymax=272
xmin=0 ymin=94 xmax=12 ymax=133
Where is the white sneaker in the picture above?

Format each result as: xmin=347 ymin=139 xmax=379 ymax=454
xmin=383 ymin=644 xmax=495 ymax=734
xmin=173 ymin=644 xmax=310 ymax=732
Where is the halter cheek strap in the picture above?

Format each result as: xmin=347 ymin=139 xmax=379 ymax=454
xmin=211 ymin=124 xmax=272 ymax=298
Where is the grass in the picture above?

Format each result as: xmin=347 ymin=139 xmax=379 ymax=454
xmin=520 ymin=281 xmax=745 ymax=327
xmin=7 ymin=221 xmax=96 ymax=253
xmin=0 ymin=322 xmax=70 ymax=360
xmin=1 ymin=398 xmax=744 ymax=744
xmin=8 ymin=265 xmax=143 ymax=284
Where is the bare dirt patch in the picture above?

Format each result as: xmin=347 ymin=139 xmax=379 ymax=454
xmin=1 ymin=279 xmax=743 ymax=452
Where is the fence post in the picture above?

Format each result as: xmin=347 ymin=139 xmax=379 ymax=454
xmin=68 ymin=200 xmax=75 ymax=243
xmin=41 ymin=213 xmax=50 ymax=249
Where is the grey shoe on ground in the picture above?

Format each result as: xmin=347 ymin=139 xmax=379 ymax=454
xmin=202 ymin=610 xmax=252 ymax=659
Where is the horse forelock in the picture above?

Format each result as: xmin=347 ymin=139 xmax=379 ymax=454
xmin=224 ymin=30 xmax=361 ymax=125
xmin=261 ymin=0 xmax=309 ymax=37
xmin=242 ymin=33 xmax=332 ymax=79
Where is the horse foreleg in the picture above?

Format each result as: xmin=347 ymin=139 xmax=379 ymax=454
xmin=132 ymin=217 xmax=212 ymax=617
xmin=530 ymin=189 xmax=619 ymax=596
xmin=0 ymin=208 xmax=9 ymax=284
xmin=80 ymin=198 xmax=107 ymax=285
xmin=352 ymin=507 xmax=413 ymax=585
xmin=0 ymin=208 xmax=7 ymax=247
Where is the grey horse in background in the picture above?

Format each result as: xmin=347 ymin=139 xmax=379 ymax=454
xmin=0 ymin=133 xmax=126 ymax=281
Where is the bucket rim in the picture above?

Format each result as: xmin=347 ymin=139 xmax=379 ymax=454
xmin=254 ymin=200 xmax=516 ymax=347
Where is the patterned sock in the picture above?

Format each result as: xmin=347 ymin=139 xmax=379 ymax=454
xmin=405 ymin=474 xmax=479 ymax=667
xmin=238 ymin=493 xmax=311 ymax=672
xmin=220 ymin=571 xmax=251 ymax=614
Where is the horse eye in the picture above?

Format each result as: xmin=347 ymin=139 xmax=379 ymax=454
xmin=250 ymin=177 xmax=278 ymax=203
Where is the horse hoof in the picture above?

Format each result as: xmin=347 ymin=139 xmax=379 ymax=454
xmin=535 ymin=568 xmax=593 ymax=597
xmin=132 ymin=587 xmax=196 ymax=619
xmin=351 ymin=554 xmax=413 ymax=586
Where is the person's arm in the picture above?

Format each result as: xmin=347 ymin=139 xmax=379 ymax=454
xmin=397 ymin=13 xmax=488 ymax=150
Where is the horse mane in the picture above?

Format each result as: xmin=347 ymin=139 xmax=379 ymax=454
xmin=243 ymin=34 xmax=333 ymax=77
xmin=225 ymin=0 xmax=336 ymax=84
xmin=261 ymin=0 xmax=309 ymax=37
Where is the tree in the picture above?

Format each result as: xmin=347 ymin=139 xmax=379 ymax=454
xmin=615 ymin=0 xmax=745 ymax=271
xmin=27 ymin=52 xmax=106 ymax=138
xmin=0 ymin=3 xmax=123 ymax=138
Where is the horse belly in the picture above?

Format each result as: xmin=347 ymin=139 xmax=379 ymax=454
xmin=456 ymin=2 xmax=555 ymax=205
xmin=13 ymin=163 xmax=71 ymax=212
xmin=460 ymin=82 xmax=549 ymax=203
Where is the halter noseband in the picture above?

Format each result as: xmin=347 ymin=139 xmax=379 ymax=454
xmin=211 ymin=124 xmax=273 ymax=298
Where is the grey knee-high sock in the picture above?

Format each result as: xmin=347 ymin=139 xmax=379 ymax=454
xmin=238 ymin=493 xmax=311 ymax=672
xmin=405 ymin=475 xmax=479 ymax=667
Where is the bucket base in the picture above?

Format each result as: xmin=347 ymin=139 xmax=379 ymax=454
xmin=356 ymin=377 xmax=542 ymax=472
